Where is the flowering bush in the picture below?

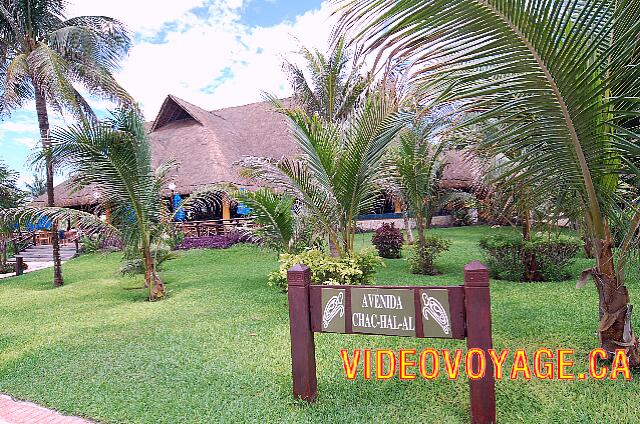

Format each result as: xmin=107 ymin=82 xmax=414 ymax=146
xmin=175 ymin=233 xmax=244 ymax=250
xmin=372 ymin=223 xmax=404 ymax=258
xmin=268 ymin=249 xmax=384 ymax=291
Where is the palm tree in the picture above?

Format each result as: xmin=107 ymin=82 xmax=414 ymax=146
xmin=0 ymin=161 xmax=26 ymax=269
xmin=0 ymin=0 xmax=134 ymax=286
xmin=284 ymin=35 xmax=368 ymax=123
xmin=339 ymin=0 xmax=640 ymax=363
xmin=282 ymin=35 xmax=372 ymax=255
xmin=239 ymin=92 xmax=405 ymax=256
xmin=25 ymin=173 xmax=46 ymax=198
xmin=46 ymin=109 xmax=183 ymax=301
xmin=231 ymin=188 xmax=296 ymax=252
xmin=391 ymin=123 xmax=447 ymax=249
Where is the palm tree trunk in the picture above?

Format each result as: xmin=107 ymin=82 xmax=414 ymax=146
xmin=416 ymin=215 xmax=426 ymax=248
xmin=522 ymin=209 xmax=531 ymax=241
xmin=143 ymin=244 xmax=165 ymax=301
xmin=35 ymin=88 xmax=63 ymax=287
xmin=403 ymin=212 xmax=414 ymax=245
xmin=328 ymin=230 xmax=340 ymax=257
xmin=521 ymin=208 xmax=540 ymax=281
xmin=593 ymin=229 xmax=640 ymax=366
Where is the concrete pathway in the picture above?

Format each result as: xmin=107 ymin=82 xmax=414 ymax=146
xmin=0 ymin=394 xmax=93 ymax=423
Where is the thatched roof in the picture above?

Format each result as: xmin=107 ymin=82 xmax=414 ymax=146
xmin=33 ymin=95 xmax=479 ymax=207
xmin=441 ymin=150 xmax=481 ymax=190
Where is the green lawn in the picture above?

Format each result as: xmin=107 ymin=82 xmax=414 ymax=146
xmin=0 ymin=226 xmax=639 ymax=423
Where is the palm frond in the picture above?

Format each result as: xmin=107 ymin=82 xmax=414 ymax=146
xmin=339 ymin=0 xmax=640 ymax=244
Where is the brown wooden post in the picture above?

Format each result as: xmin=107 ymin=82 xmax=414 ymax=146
xmin=393 ymin=197 xmax=402 ymax=214
xmin=287 ymin=264 xmax=317 ymax=402
xmin=15 ymin=256 xmax=23 ymax=276
xmin=74 ymin=237 xmax=79 ymax=254
xmin=464 ymin=261 xmax=496 ymax=424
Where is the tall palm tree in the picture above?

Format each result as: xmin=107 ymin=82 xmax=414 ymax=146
xmin=0 ymin=0 xmax=134 ymax=286
xmin=284 ymin=35 xmax=369 ymax=123
xmin=282 ymin=35 xmax=372 ymax=255
xmin=339 ymin=0 xmax=640 ymax=363
xmin=239 ymin=92 xmax=405 ymax=256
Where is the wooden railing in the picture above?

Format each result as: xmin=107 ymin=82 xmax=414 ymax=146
xmin=173 ymin=217 xmax=254 ymax=237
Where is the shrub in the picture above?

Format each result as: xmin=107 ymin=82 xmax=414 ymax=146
xmin=372 ymin=223 xmax=404 ymax=258
xmin=408 ymin=235 xmax=451 ymax=275
xmin=0 ymin=261 xmax=28 ymax=274
xmin=175 ymin=233 xmax=243 ymax=250
xmin=479 ymin=234 xmax=581 ymax=281
xmin=268 ymin=249 xmax=384 ymax=291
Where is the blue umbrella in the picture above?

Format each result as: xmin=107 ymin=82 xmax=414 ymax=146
xmin=173 ymin=194 xmax=186 ymax=221
xmin=36 ymin=215 xmax=51 ymax=230
xmin=236 ymin=188 xmax=251 ymax=216
xmin=237 ymin=203 xmax=251 ymax=216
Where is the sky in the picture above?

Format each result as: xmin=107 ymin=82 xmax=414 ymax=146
xmin=0 ymin=0 xmax=337 ymax=188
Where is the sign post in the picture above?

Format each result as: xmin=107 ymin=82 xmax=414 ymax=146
xmin=287 ymin=264 xmax=317 ymax=401
xmin=15 ymin=256 xmax=24 ymax=276
xmin=287 ymin=260 xmax=496 ymax=424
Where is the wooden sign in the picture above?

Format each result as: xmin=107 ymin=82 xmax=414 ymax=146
xmin=287 ymin=261 xmax=496 ymax=424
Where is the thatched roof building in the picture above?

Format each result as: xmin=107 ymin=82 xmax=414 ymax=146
xmin=33 ymin=95 xmax=479 ymax=208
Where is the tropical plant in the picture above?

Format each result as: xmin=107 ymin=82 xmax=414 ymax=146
xmin=284 ymin=34 xmax=368 ymax=123
xmin=390 ymin=121 xmax=448 ymax=244
xmin=0 ymin=162 xmax=25 ymax=208
xmin=480 ymin=233 xmax=581 ymax=282
xmin=0 ymin=162 xmax=26 ymax=269
xmin=230 ymin=188 xmax=325 ymax=253
xmin=387 ymin=115 xmax=465 ymax=272
xmin=25 ymin=173 xmax=47 ymax=198
xmin=371 ymin=222 xmax=404 ymax=258
xmin=239 ymin=92 xmax=405 ymax=256
xmin=0 ymin=0 xmax=135 ymax=287
xmin=44 ymin=109 xmax=220 ymax=301
xmin=281 ymin=35 xmax=373 ymax=255
xmin=230 ymin=188 xmax=296 ymax=252
xmin=408 ymin=235 xmax=451 ymax=275
xmin=340 ymin=0 xmax=640 ymax=363
xmin=268 ymin=248 xmax=383 ymax=291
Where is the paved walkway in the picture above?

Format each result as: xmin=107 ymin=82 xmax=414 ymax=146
xmin=0 ymin=394 xmax=93 ymax=423
xmin=0 ymin=261 xmax=65 ymax=280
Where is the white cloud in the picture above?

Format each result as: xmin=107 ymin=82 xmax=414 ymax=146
xmin=68 ymin=0 xmax=339 ymax=119
xmin=13 ymin=137 xmax=38 ymax=149
xmin=0 ymin=121 xmax=38 ymax=134
xmin=3 ymin=1 xmax=347 ymax=181
xmin=66 ymin=0 xmax=213 ymax=36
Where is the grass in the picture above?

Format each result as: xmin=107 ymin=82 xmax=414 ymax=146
xmin=0 ymin=225 xmax=639 ymax=423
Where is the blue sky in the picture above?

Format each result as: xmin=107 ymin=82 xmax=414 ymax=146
xmin=0 ymin=0 xmax=329 ymax=188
